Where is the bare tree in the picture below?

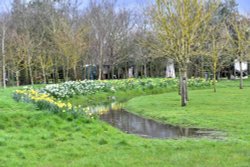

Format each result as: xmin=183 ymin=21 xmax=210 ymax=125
xmin=150 ymin=0 xmax=218 ymax=106
xmin=228 ymin=14 xmax=250 ymax=89
xmin=0 ymin=12 xmax=9 ymax=88
xmin=7 ymin=30 xmax=26 ymax=86
xmin=205 ymin=23 xmax=231 ymax=92
xmin=87 ymin=0 xmax=118 ymax=80
xmin=105 ymin=8 xmax=133 ymax=79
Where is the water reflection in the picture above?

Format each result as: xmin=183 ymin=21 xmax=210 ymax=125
xmin=83 ymin=103 xmax=222 ymax=139
xmin=85 ymin=103 xmax=123 ymax=114
xmin=100 ymin=109 xmax=219 ymax=139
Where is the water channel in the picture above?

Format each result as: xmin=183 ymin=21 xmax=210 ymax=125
xmin=87 ymin=103 xmax=223 ymax=139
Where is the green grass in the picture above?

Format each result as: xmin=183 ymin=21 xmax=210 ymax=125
xmin=126 ymin=86 xmax=250 ymax=139
xmin=67 ymin=87 xmax=178 ymax=107
xmin=1 ymin=80 xmax=250 ymax=166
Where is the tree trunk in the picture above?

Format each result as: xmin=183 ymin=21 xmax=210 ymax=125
xmin=118 ymin=67 xmax=120 ymax=79
xmin=11 ymin=70 xmax=15 ymax=86
xmin=62 ymin=66 xmax=66 ymax=82
xmin=25 ymin=64 xmax=29 ymax=85
xmin=63 ymin=60 xmax=69 ymax=81
xmin=34 ymin=70 xmax=37 ymax=84
xmin=178 ymin=69 xmax=181 ymax=95
xmin=144 ymin=63 xmax=147 ymax=77
xmin=2 ymin=26 xmax=6 ymax=88
xmin=111 ymin=65 xmax=115 ymax=79
xmin=156 ymin=62 xmax=161 ymax=77
xmin=52 ymin=59 xmax=58 ymax=83
xmin=180 ymin=69 xmax=188 ymax=107
xmin=200 ymin=57 xmax=204 ymax=78
xmin=98 ymin=42 xmax=103 ymax=80
xmin=140 ymin=65 xmax=143 ymax=77
xmin=73 ymin=65 xmax=77 ymax=80
xmin=107 ymin=66 xmax=111 ymax=79
xmin=65 ymin=68 xmax=69 ymax=81
xmin=184 ymin=70 xmax=189 ymax=101
xmin=42 ymin=67 xmax=46 ymax=84
xmin=29 ymin=65 xmax=34 ymax=86
xmin=125 ymin=63 xmax=128 ymax=79
xmin=16 ymin=71 xmax=20 ymax=87
xmin=98 ymin=65 xmax=102 ymax=80
xmin=134 ymin=64 xmax=138 ymax=78
xmin=213 ymin=68 xmax=217 ymax=93
xmin=54 ymin=65 xmax=58 ymax=83
xmin=27 ymin=52 xmax=34 ymax=85
xmin=179 ymin=68 xmax=188 ymax=107
xmin=150 ymin=62 xmax=154 ymax=77
xmin=83 ymin=66 xmax=86 ymax=80
xmin=239 ymin=60 xmax=243 ymax=89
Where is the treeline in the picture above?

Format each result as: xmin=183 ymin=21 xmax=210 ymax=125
xmin=0 ymin=0 xmax=168 ymax=87
xmin=0 ymin=0 xmax=249 ymax=89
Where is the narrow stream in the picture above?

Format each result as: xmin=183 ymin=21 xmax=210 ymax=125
xmin=99 ymin=107 xmax=223 ymax=139
xmin=85 ymin=103 xmax=223 ymax=139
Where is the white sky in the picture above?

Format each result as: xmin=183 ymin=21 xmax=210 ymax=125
xmin=0 ymin=0 xmax=249 ymax=14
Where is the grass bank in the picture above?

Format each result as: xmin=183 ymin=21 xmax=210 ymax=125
xmin=67 ymin=87 xmax=178 ymax=107
xmin=1 ymin=80 xmax=250 ymax=166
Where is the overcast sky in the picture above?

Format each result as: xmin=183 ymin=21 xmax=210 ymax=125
xmin=0 ymin=0 xmax=250 ymax=14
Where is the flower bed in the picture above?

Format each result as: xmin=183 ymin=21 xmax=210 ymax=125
xmin=41 ymin=78 xmax=212 ymax=99
xmin=41 ymin=80 xmax=112 ymax=99
xmin=13 ymin=89 xmax=96 ymax=119
xmin=13 ymin=78 xmax=212 ymax=119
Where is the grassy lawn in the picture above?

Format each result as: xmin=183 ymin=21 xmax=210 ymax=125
xmin=125 ymin=85 xmax=250 ymax=139
xmin=1 ymin=80 xmax=250 ymax=166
